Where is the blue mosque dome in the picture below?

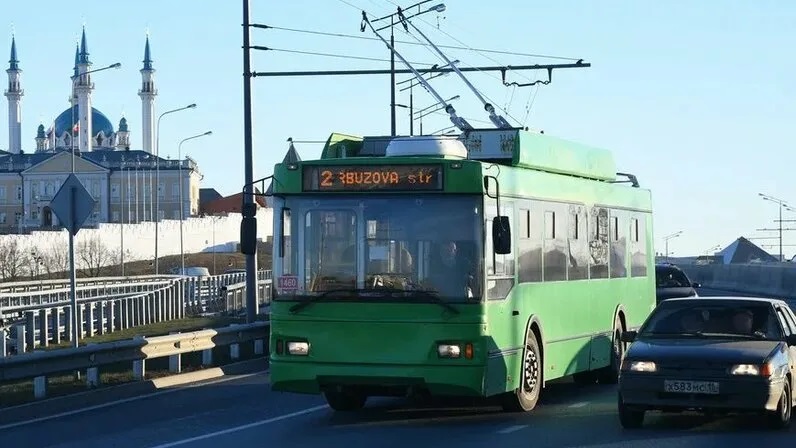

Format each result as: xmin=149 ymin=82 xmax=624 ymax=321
xmin=52 ymin=105 xmax=115 ymax=137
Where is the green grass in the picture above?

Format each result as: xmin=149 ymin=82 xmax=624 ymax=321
xmin=0 ymin=315 xmax=267 ymax=408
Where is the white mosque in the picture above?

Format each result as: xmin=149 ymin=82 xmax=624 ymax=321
xmin=0 ymin=28 xmax=203 ymax=233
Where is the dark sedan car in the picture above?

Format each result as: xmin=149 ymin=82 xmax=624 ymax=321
xmin=655 ymin=263 xmax=700 ymax=304
xmin=617 ymin=297 xmax=796 ymax=429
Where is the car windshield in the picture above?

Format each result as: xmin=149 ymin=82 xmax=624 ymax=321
xmin=656 ymin=267 xmax=691 ymax=288
xmin=274 ymin=194 xmax=483 ymax=303
xmin=639 ymin=302 xmax=781 ymax=339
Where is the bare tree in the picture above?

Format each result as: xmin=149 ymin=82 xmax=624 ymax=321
xmin=42 ymin=243 xmax=69 ymax=279
xmin=0 ymin=238 xmax=29 ymax=281
xmin=109 ymin=247 xmax=134 ymax=276
xmin=77 ymin=234 xmax=113 ymax=277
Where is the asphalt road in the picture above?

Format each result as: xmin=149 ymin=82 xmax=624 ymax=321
xmin=5 ymin=287 xmax=793 ymax=448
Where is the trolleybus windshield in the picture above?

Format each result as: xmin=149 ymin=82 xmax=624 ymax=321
xmin=274 ymin=195 xmax=483 ymax=304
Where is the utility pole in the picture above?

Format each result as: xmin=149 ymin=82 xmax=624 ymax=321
xmin=663 ymin=231 xmax=682 ymax=262
xmin=758 ymin=193 xmax=795 ymax=262
xmin=242 ymin=0 xmax=259 ymax=323
xmin=390 ymin=16 xmax=396 ymax=136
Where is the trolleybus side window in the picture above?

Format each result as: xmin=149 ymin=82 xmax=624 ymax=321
xmin=589 ymin=206 xmax=609 ymax=279
xmin=630 ymin=214 xmax=648 ymax=277
xmin=543 ymin=203 xmax=568 ymax=282
xmin=609 ymin=210 xmax=628 ymax=279
xmin=517 ymin=204 xmax=543 ymax=283
xmin=568 ymin=204 xmax=589 ymax=281
xmin=486 ymin=201 xmax=515 ymax=300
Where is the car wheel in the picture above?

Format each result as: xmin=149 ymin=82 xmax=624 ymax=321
xmin=502 ymin=330 xmax=542 ymax=412
xmin=767 ymin=377 xmax=792 ymax=429
xmin=323 ymin=389 xmax=367 ymax=412
xmin=617 ymin=393 xmax=644 ymax=429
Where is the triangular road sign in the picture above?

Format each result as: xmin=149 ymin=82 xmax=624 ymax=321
xmin=49 ymin=173 xmax=97 ymax=236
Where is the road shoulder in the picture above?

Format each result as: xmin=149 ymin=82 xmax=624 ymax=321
xmin=0 ymin=357 xmax=267 ymax=427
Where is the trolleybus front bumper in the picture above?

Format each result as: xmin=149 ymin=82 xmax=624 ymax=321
xmin=270 ymin=360 xmax=486 ymax=397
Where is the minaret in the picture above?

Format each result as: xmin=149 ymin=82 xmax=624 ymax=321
xmin=5 ymin=34 xmax=23 ymax=154
xmin=74 ymin=27 xmax=93 ymax=154
xmin=116 ymin=116 xmax=130 ymax=150
xmin=70 ymin=43 xmax=79 ymax=106
xmin=138 ymin=34 xmax=156 ymax=154
xmin=35 ymin=123 xmax=46 ymax=152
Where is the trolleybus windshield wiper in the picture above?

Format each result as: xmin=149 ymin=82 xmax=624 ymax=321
xmin=289 ymin=288 xmax=404 ymax=313
xmin=401 ymin=289 xmax=460 ymax=314
xmin=288 ymin=288 xmax=460 ymax=314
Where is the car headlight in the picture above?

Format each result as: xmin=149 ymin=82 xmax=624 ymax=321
xmin=730 ymin=363 xmax=774 ymax=376
xmin=287 ymin=341 xmax=309 ymax=356
xmin=730 ymin=364 xmax=760 ymax=375
xmin=622 ymin=360 xmax=657 ymax=372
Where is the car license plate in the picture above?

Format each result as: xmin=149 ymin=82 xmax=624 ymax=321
xmin=664 ymin=380 xmax=719 ymax=394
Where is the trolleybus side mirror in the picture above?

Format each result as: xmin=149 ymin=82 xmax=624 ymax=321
xmin=492 ymin=216 xmax=511 ymax=254
xmin=240 ymin=217 xmax=257 ymax=255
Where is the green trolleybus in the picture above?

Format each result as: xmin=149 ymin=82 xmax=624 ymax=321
xmin=268 ymin=128 xmax=655 ymax=412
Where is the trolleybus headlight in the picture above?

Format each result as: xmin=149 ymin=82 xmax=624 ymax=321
xmin=287 ymin=341 xmax=310 ymax=356
xmin=438 ymin=344 xmax=461 ymax=358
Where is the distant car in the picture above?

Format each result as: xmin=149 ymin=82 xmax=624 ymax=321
xmin=655 ymin=263 xmax=700 ymax=304
xmin=617 ymin=297 xmax=796 ymax=430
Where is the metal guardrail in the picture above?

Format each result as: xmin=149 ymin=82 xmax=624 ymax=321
xmin=217 ymin=280 xmax=272 ymax=314
xmin=1 ymin=280 xmax=172 ymax=310
xmin=1 ymin=270 xmax=272 ymax=293
xmin=1 ymin=273 xmax=273 ymax=358
xmin=0 ymin=274 xmax=182 ymax=294
xmin=0 ymin=321 xmax=269 ymax=400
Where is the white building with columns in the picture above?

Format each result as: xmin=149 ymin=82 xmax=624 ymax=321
xmin=0 ymin=28 xmax=203 ymax=234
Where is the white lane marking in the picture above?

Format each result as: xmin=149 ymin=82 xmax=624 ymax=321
xmin=145 ymin=405 xmax=330 ymax=448
xmin=0 ymin=371 xmax=268 ymax=431
xmin=568 ymin=402 xmax=588 ymax=408
xmin=497 ymin=424 xmax=528 ymax=434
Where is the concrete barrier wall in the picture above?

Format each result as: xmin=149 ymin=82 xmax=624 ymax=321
xmin=0 ymin=209 xmax=274 ymax=274
xmin=679 ymin=263 xmax=796 ymax=300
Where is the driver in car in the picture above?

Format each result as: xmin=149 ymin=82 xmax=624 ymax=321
xmin=731 ymin=309 xmax=755 ymax=335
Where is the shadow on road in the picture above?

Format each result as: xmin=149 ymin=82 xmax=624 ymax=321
xmin=319 ymin=376 xmax=610 ymax=428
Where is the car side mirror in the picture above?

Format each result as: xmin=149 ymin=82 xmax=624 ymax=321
xmin=691 ymin=282 xmax=701 ymax=288
xmin=620 ymin=330 xmax=637 ymax=343
xmin=786 ymin=334 xmax=796 ymax=346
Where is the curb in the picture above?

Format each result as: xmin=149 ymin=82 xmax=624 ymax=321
xmin=0 ymin=357 xmax=268 ymax=426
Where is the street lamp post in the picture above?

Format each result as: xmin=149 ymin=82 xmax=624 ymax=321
xmin=177 ymin=131 xmax=212 ymax=274
xmin=663 ymin=231 xmax=682 ymax=261
xmin=154 ymin=103 xmax=196 ymax=274
xmin=758 ymin=193 xmax=793 ymax=262
xmin=67 ymin=61 xmax=120 ymax=351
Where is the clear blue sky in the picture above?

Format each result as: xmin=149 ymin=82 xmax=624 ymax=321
xmin=2 ymin=0 xmax=794 ymax=259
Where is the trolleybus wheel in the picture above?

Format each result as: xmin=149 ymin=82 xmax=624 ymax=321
xmin=323 ymin=389 xmax=367 ymax=412
xmin=502 ymin=329 xmax=541 ymax=412
xmin=598 ymin=315 xmax=624 ymax=385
